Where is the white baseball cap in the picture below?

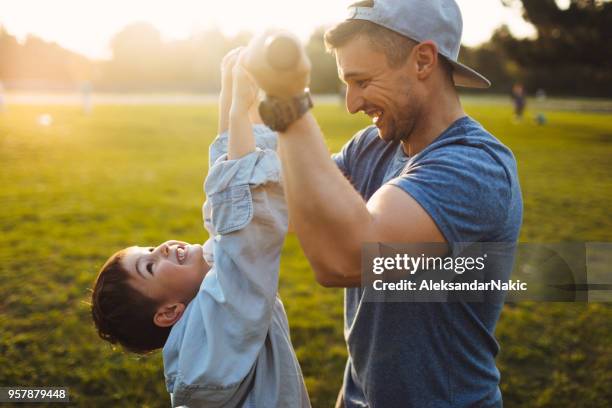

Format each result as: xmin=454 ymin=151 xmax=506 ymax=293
xmin=346 ymin=0 xmax=491 ymax=89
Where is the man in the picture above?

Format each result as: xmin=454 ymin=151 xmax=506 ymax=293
xmin=244 ymin=0 xmax=523 ymax=406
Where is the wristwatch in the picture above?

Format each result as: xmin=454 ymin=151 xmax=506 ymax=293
xmin=258 ymin=90 xmax=313 ymax=132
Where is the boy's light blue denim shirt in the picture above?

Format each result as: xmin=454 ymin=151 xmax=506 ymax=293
xmin=163 ymin=125 xmax=310 ymax=408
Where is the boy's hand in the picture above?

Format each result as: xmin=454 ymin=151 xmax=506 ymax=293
xmin=230 ymin=53 xmax=259 ymax=114
xmin=227 ymin=51 xmax=258 ymax=160
xmin=218 ymin=47 xmax=243 ymax=134
xmin=221 ymin=47 xmax=243 ymax=90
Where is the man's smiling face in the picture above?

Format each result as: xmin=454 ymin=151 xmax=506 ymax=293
xmin=336 ymin=35 xmax=421 ymax=143
xmin=121 ymin=240 xmax=210 ymax=305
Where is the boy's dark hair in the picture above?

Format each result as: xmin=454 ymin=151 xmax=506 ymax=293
xmin=91 ymin=250 xmax=171 ymax=354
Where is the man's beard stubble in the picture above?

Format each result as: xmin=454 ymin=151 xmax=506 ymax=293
xmin=381 ymin=98 xmax=418 ymax=144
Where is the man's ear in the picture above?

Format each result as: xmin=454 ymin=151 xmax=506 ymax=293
xmin=153 ymin=303 xmax=186 ymax=328
xmin=413 ymin=41 xmax=438 ymax=81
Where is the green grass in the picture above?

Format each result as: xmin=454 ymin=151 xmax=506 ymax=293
xmin=0 ymin=102 xmax=611 ymax=407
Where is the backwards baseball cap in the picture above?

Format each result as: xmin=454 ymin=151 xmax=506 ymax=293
xmin=346 ymin=0 xmax=491 ymax=89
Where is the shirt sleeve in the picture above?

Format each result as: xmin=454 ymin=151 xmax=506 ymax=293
xmin=202 ymin=124 xmax=279 ymax=264
xmin=332 ymin=148 xmax=349 ymax=178
xmin=332 ymin=127 xmax=378 ymax=179
xmin=388 ymin=144 xmax=512 ymax=246
xmin=165 ymin=127 xmax=288 ymax=407
xmin=209 ymin=124 xmax=278 ymax=168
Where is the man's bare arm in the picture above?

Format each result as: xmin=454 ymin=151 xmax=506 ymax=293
xmin=242 ymin=32 xmax=445 ymax=287
xmin=277 ymin=113 xmax=446 ymax=287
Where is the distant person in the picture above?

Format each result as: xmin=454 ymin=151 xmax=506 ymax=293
xmin=511 ymin=83 xmax=527 ymax=121
xmin=81 ymin=81 xmax=92 ymax=115
xmin=90 ymin=49 xmax=310 ymax=407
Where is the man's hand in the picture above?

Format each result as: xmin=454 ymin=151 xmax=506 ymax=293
xmin=242 ymin=31 xmax=311 ymax=98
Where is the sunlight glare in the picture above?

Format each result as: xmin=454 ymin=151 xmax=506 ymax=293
xmin=0 ymin=0 xmax=536 ymax=59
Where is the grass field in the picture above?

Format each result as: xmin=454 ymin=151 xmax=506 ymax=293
xmin=1 ymin=101 xmax=611 ymax=407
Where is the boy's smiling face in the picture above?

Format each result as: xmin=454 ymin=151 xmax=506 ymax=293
xmin=121 ymin=240 xmax=210 ymax=306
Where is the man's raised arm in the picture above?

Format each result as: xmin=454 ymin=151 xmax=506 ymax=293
xmin=242 ymin=34 xmax=445 ymax=288
xmin=278 ymin=113 xmax=445 ymax=287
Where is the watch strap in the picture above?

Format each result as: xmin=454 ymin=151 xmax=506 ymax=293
xmin=259 ymin=91 xmax=313 ymax=132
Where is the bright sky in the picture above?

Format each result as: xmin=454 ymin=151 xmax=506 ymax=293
xmin=0 ymin=0 xmax=536 ymax=60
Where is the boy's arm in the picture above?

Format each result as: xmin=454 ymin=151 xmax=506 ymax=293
xmin=165 ymin=55 xmax=287 ymax=407
xmin=217 ymin=81 xmax=231 ymax=135
xmin=227 ymin=63 xmax=257 ymax=159
xmin=166 ymin=135 xmax=286 ymax=408
xmin=219 ymin=47 xmax=263 ymax=134
xmin=218 ymin=48 xmax=241 ymax=135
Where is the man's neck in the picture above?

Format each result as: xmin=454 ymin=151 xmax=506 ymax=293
xmin=402 ymin=88 xmax=465 ymax=157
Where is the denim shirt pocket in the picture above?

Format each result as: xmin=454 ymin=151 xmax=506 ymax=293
xmin=209 ymin=184 xmax=253 ymax=235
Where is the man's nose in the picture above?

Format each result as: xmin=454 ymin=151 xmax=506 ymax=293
xmin=345 ymin=85 xmax=364 ymax=114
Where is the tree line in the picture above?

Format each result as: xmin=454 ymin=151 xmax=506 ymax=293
xmin=1 ymin=0 xmax=610 ymax=97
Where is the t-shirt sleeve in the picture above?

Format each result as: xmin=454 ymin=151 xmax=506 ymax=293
xmin=332 ymin=141 xmax=352 ymax=178
xmin=388 ymin=145 xmax=512 ymax=245
xmin=332 ymin=127 xmax=374 ymax=178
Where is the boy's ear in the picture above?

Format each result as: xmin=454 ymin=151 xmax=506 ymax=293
xmin=153 ymin=303 xmax=186 ymax=328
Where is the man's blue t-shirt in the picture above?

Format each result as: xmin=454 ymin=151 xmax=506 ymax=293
xmin=333 ymin=116 xmax=523 ymax=408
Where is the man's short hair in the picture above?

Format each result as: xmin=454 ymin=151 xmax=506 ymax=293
xmin=324 ymin=0 xmax=454 ymax=77
xmin=324 ymin=0 xmax=417 ymax=69
xmin=91 ymin=250 xmax=171 ymax=354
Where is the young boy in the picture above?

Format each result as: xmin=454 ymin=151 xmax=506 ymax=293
xmin=91 ymin=49 xmax=310 ymax=408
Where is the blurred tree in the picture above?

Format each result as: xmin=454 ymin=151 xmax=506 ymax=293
xmin=499 ymin=0 xmax=612 ymax=96
xmin=306 ymin=27 xmax=341 ymax=94
xmin=0 ymin=26 xmax=90 ymax=89
xmin=110 ymin=22 xmax=163 ymax=65
xmin=102 ymin=22 xmax=164 ymax=91
xmin=3 ymin=8 xmax=610 ymax=96
xmin=95 ymin=25 xmax=251 ymax=92
xmin=459 ymin=28 xmax=517 ymax=94
xmin=0 ymin=27 xmax=20 ymax=81
xmin=189 ymin=28 xmax=234 ymax=93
